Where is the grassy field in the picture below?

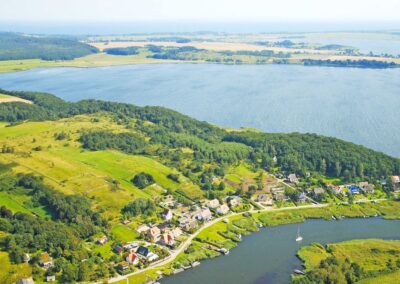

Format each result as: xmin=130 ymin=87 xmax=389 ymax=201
xmin=0 ymin=52 xmax=180 ymax=73
xmin=0 ymin=252 xmax=32 ymax=284
xmin=0 ymin=114 xmax=202 ymax=222
xmin=297 ymin=239 xmax=400 ymax=283
xmin=0 ymin=93 xmax=32 ymax=104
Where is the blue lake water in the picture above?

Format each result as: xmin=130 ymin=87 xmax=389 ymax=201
xmin=161 ymin=218 xmax=400 ymax=284
xmin=0 ymin=64 xmax=399 ymax=157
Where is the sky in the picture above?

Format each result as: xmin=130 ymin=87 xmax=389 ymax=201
xmin=1 ymin=0 xmax=400 ymax=23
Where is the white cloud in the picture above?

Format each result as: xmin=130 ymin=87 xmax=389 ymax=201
xmin=0 ymin=0 xmax=399 ymax=22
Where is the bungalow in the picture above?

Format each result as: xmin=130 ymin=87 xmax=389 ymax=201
xmin=288 ymin=174 xmax=299 ymax=183
xmin=96 ymin=236 xmax=108 ymax=245
xmin=147 ymin=252 xmax=159 ymax=262
xmin=217 ymin=204 xmax=230 ymax=215
xmin=136 ymin=246 xmax=150 ymax=258
xmin=136 ymin=224 xmax=150 ymax=235
xmin=161 ymin=232 xmax=175 ymax=247
xmin=123 ymin=242 xmax=138 ymax=251
xmin=361 ymin=184 xmax=375 ymax=194
xmin=228 ymin=196 xmax=242 ymax=207
xmin=16 ymin=279 xmax=35 ymax=284
xmin=391 ymin=176 xmax=400 ymax=184
xmin=172 ymin=227 xmax=183 ymax=238
xmin=39 ymin=252 xmax=53 ymax=268
xmin=162 ymin=195 xmax=176 ymax=208
xmin=179 ymin=217 xmax=198 ymax=231
xmin=118 ymin=261 xmax=129 ymax=271
xmin=126 ymin=252 xmax=139 ymax=265
xmin=196 ymin=208 xmax=212 ymax=221
xmin=349 ymin=185 xmax=360 ymax=195
xmin=207 ymin=199 xmax=220 ymax=209
xmin=22 ymin=253 xmax=30 ymax=263
xmin=113 ymin=245 xmax=124 ymax=254
xmin=147 ymin=226 xmax=161 ymax=242
xmin=298 ymin=193 xmax=307 ymax=203
xmin=163 ymin=209 xmax=173 ymax=221
xmin=46 ymin=276 xmax=56 ymax=283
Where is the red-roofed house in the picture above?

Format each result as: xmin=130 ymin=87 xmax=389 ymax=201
xmin=126 ymin=252 xmax=139 ymax=265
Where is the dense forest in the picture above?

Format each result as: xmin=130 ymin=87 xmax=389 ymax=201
xmin=302 ymin=59 xmax=397 ymax=69
xmin=0 ymin=89 xmax=399 ymax=185
xmin=0 ymin=173 xmax=109 ymax=281
xmin=104 ymin=46 xmax=140 ymax=56
xmin=0 ymin=32 xmax=98 ymax=61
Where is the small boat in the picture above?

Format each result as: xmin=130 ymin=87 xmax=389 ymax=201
xmin=293 ymin=269 xmax=305 ymax=275
xmin=295 ymin=225 xmax=303 ymax=242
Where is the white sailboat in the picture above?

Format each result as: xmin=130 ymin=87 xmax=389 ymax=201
xmin=295 ymin=225 xmax=303 ymax=242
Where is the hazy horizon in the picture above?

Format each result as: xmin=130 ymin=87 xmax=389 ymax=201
xmin=1 ymin=20 xmax=400 ymax=35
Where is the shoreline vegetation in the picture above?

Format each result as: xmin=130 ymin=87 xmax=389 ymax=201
xmin=0 ymin=90 xmax=399 ymax=283
xmin=295 ymin=239 xmax=400 ymax=283
xmin=1 ymin=32 xmax=400 ymax=73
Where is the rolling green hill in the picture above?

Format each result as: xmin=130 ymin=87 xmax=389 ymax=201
xmin=0 ymin=89 xmax=399 ymax=282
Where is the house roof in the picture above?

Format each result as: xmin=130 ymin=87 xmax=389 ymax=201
xmin=149 ymin=226 xmax=161 ymax=236
xmin=127 ymin=252 xmax=138 ymax=262
xmin=136 ymin=246 xmax=149 ymax=256
xmin=40 ymin=252 xmax=51 ymax=263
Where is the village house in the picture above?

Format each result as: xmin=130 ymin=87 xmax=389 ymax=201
xmin=39 ymin=252 xmax=53 ymax=268
xmin=195 ymin=207 xmax=212 ymax=221
xmin=179 ymin=216 xmax=198 ymax=231
xmin=136 ymin=224 xmax=150 ymax=235
xmin=157 ymin=222 xmax=171 ymax=233
xmin=228 ymin=196 xmax=242 ymax=207
xmin=126 ymin=252 xmax=139 ymax=265
xmin=161 ymin=231 xmax=175 ymax=247
xmin=136 ymin=246 xmax=150 ymax=258
xmin=123 ymin=242 xmax=138 ymax=251
xmin=136 ymin=246 xmax=159 ymax=262
xmin=206 ymin=198 xmax=220 ymax=209
xmin=147 ymin=226 xmax=161 ymax=242
xmin=172 ymin=227 xmax=183 ymax=238
xmin=391 ymin=176 xmax=400 ymax=184
xmin=113 ymin=245 xmax=124 ymax=255
xmin=288 ymin=173 xmax=299 ymax=183
xmin=46 ymin=276 xmax=56 ymax=283
xmin=118 ymin=261 xmax=129 ymax=271
xmin=217 ymin=204 xmax=230 ymax=215
xmin=16 ymin=279 xmax=35 ymax=284
xmin=22 ymin=253 xmax=30 ymax=263
xmin=298 ymin=193 xmax=307 ymax=203
xmin=122 ymin=220 xmax=131 ymax=225
xmin=162 ymin=208 xmax=173 ymax=221
xmin=96 ymin=236 xmax=108 ymax=245
xmin=160 ymin=194 xmax=176 ymax=208
xmin=349 ymin=185 xmax=360 ymax=194
xmin=358 ymin=182 xmax=375 ymax=194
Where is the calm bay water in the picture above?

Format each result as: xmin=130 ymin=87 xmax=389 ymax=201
xmin=0 ymin=64 xmax=399 ymax=157
xmin=162 ymin=218 xmax=400 ymax=284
